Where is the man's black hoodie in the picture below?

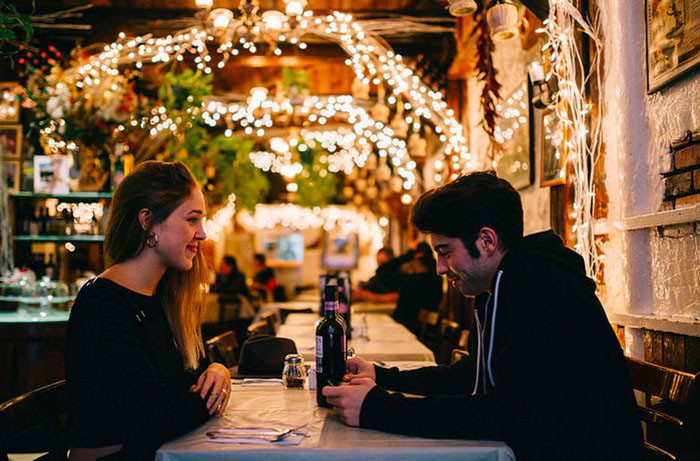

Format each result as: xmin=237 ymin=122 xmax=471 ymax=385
xmin=359 ymin=231 xmax=644 ymax=460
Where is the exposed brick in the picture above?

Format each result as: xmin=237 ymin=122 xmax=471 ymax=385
xmin=676 ymin=193 xmax=700 ymax=207
xmin=662 ymin=199 xmax=675 ymax=211
xmin=664 ymin=172 xmax=692 ymax=198
xmin=675 ymin=144 xmax=700 ymax=169
xmin=694 ymin=169 xmax=700 ymax=190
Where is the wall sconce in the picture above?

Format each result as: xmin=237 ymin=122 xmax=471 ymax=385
xmin=487 ymin=0 xmax=519 ymax=41
xmin=262 ymin=10 xmax=286 ymax=32
xmin=528 ymin=61 xmax=558 ymax=109
xmin=447 ymin=0 xmax=477 ymax=16
xmin=208 ymin=8 xmax=234 ymax=33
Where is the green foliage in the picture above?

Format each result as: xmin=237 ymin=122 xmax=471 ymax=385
xmin=159 ymin=69 xmax=212 ymax=111
xmin=0 ymin=0 xmax=34 ymax=60
xmin=281 ymin=67 xmax=309 ymax=95
xmin=209 ymin=135 xmax=269 ymax=210
xmin=295 ymin=144 xmax=337 ymax=207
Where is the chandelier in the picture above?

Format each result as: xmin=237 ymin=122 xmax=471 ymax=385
xmin=195 ymin=0 xmax=312 ymax=60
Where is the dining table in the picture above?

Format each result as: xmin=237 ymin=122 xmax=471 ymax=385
xmin=277 ymin=312 xmax=436 ymax=363
xmin=156 ymin=381 xmax=515 ymax=461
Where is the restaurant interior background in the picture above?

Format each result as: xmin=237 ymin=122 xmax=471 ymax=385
xmin=1 ymin=0 xmax=700 ymax=402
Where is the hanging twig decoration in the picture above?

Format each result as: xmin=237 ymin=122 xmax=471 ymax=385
xmin=471 ymin=6 xmax=501 ymax=144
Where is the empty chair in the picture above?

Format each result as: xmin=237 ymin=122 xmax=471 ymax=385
xmin=625 ymin=356 xmax=700 ymax=460
xmin=261 ymin=311 xmax=281 ymax=335
xmin=417 ymin=309 xmax=440 ymax=349
xmin=450 ymin=329 xmax=471 ymax=365
xmin=206 ymin=331 xmax=239 ymax=369
xmin=436 ymin=320 xmax=463 ymax=365
xmin=0 ymin=381 xmax=67 ymax=461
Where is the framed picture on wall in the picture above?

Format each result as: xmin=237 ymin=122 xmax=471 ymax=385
xmin=257 ymin=229 xmax=304 ymax=267
xmin=492 ymin=79 xmax=534 ymax=190
xmin=0 ymin=82 xmax=19 ymax=122
xmin=539 ymin=108 xmax=567 ymax=187
xmin=321 ymin=230 xmax=359 ymax=270
xmin=0 ymin=125 xmax=21 ymax=159
xmin=646 ymin=0 xmax=700 ymax=93
xmin=2 ymin=160 xmax=20 ymax=193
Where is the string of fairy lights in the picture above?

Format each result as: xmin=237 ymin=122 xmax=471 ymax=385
xmin=540 ymin=0 xmax=603 ymax=281
xmin=237 ymin=203 xmax=385 ymax=253
xmin=52 ymin=7 xmax=471 ymax=193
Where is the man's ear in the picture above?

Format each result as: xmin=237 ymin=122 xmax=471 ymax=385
xmin=138 ymin=208 xmax=153 ymax=232
xmin=477 ymin=227 xmax=500 ymax=256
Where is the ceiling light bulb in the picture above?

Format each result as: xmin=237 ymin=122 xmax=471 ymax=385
xmin=447 ymin=0 xmax=477 ymax=16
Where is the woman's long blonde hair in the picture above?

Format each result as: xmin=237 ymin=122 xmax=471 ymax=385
xmin=104 ymin=161 xmax=208 ymax=370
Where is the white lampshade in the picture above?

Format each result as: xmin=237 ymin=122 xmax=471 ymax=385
xmin=209 ymin=8 xmax=233 ymax=30
xmin=448 ymin=0 xmax=477 ymax=16
xmin=262 ymin=10 xmax=286 ymax=31
xmin=195 ymin=0 xmax=213 ymax=9
xmin=284 ymin=0 xmax=306 ymax=16
xmin=487 ymin=2 xmax=519 ymax=41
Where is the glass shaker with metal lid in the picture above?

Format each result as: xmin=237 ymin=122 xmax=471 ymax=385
xmin=282 ymin=353 xmax=307 ymax=389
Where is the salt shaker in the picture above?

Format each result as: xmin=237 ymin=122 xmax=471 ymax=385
xmin=282 ymin=353 xmax=307 ymax=389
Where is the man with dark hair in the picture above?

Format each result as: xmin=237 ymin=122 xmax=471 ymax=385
xmin=323 ymin=171 xmax=643 ymax=460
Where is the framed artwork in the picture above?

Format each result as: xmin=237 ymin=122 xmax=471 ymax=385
xmin=492 ymin=79 xmax=534 ymax=190
xmin=539 ymin=108 xmax=567 ymax=187
xmin=0 ymin=83 xmax=19 ymax=122
xmin=258 ymin=229 xmax=304 ymax=267
xmin=2 ymin=160 xmax=20 ymax=193
xmin=33 ymin=155 xmax=73 ymax=194
xmin=321 ymin=230 xmax=359 ymax=270
xmin=0 ymin=124 xmax=22 ymax=158
xmin=646 ymin=0 xmax=700 ymax=93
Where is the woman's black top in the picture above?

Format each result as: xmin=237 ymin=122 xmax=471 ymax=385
xmin=65 ymin=278 xmax=210 ymax=458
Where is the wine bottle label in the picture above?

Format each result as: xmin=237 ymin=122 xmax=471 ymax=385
xmin=315 ymin=334 xmax=323 ymax=373
xmin=324 ymin=301 xmax=336 ymax=312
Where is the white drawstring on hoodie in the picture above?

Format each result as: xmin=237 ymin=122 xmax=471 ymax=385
xmin=471 ymin=270 xmax=504 ymax=395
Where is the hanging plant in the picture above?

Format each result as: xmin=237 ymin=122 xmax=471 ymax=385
xmin=471 ymin=4 xmax=501 ymax=144
xmin=0 ymin=0 xmax=34 ymax=61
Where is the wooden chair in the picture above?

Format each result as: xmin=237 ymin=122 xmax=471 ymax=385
xmin=625 ymin=356 xmax=700 ymax=460
xmin=450 ymin=329 xmax=470 ymax=365
xmin=0 ymin=380 xmax=67 ymax=461
xmin=206 ymin=331 xmax=239 ymax=368
xmin=417 ymin=309 xmax=440 ymax=343
xmin=217 ymin=295 xmax=242 ymax=323
xmin=246 ymin=320 xmax=274 ymax=337
xmin=261 ymin=311 xmax=281 ymax=335
xmin=436 ymin=320 xmax=463 ymax=365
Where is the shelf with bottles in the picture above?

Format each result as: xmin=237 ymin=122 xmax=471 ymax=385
xmin=14 ymin=235 xmax=104 ymax=242
xmin=10 ymin=192 xmax=113 ymax=200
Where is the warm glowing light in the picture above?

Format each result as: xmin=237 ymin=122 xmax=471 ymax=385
xmin=262 ymin=10 xmax=286 ymax=31
xmin=284 ymin=0 xmax=306 ymax=16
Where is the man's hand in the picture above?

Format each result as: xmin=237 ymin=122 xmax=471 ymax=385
xmin=343 ymin=356 xmax=376 ymax=381
xmin=190 ymin=363 xmax=231 ymax=415
xmin=322 ymin=377 xmax=376 ymax=426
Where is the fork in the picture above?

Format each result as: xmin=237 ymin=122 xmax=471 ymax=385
xmin=208 ymin=423 xmax=309 ymax=442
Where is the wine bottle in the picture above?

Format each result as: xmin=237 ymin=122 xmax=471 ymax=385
xmin=337 ymin=272 xmax=352 ymax=340
xmin=45 ymin=254 xmax=56 ymax=280
xmin=316 ymin=282 xmax=347 ymax=407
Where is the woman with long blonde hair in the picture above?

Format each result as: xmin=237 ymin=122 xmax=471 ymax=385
xmin=65 ymin=161 xmax=230 ymax=459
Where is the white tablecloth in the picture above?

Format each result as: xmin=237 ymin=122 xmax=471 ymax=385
xmin=278 ymin=313 xmax=435 ymax=363
xmin=156 ymin=386 xmax=514 ymax=461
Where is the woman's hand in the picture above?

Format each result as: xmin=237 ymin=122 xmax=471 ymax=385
xmin=190 ymin=363 xmax=231 ymax=416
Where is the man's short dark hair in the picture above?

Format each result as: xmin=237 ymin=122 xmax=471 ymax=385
xmin=411 ymin=171 xmax=523 ymax=258
xmin=377 ymin=247 xmax=395 ymax=259
xmin=254 ymin=253 xmax=266 ymax=265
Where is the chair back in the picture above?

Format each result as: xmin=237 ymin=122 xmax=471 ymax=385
xmin=0 ymin=381 xmax=67 ymax=460
xmin=417 ymin=309 xmax=440 ymax=342
xmin=451 ymin=349 xmax=470 ymax=365
xmin=625 ymin=356 xmax=700 ymax=460
xmin=247 ymin=320 xmax=274 ymax=337
xmin=436 ymin=320 xmax=463 ymax=365
xmin=206 ymin=331 xmax=239 ymax=368
xmin=261 ymin=311 xmax=281 ymax=335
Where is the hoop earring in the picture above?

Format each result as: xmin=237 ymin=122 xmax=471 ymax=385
xmin=146 ymin=232 xmax=158 ymax=248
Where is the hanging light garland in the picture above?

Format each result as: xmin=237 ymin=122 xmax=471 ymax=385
xmin=52 ymin=4 xmax=471 ymax=194
xmin=203 ymin=193 xmax=237 ymax=242
xmin=540 ymin=0 xmax=603 ymax=280
xmin=237 ymin=203 xmax=385 ymax=253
